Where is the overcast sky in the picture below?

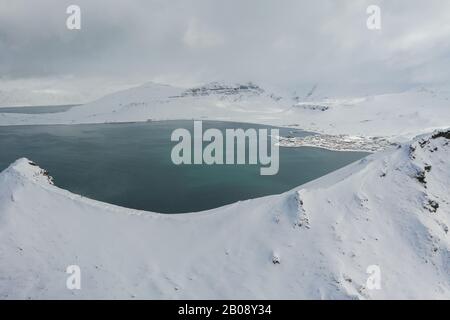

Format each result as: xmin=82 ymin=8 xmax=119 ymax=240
xmin=1 ymin=0 xmax=450 ymax=97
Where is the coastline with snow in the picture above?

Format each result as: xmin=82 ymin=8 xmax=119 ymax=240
xmin=0 ymin=130 xmax=449 ymax=299
xmin=2 ymin=82 xmax=450 ymax=152
xmin=0 ymin=82 xmax=449 ymax=299
xmin=277 ymin=134 xmax=394 ymax=152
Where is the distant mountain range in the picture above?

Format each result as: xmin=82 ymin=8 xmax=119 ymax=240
xmin=1 ymin=81 xmax=449 ymax=144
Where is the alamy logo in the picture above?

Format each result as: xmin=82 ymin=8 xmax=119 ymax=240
xmin=366 ymin=5 xmax=381 ymax=30
xmin=66 ymin=5 xmax=81 ymax=30
xmin=366 ymin=265 xmax=381 ymax=290
xmin=66 ymin=265 xmax=81 ymax=290
xmin=171 ymin=121 xmax=279 ymax=175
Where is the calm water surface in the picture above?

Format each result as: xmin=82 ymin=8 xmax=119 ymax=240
xmin=0 ymin=121 xmax=369 ymax=213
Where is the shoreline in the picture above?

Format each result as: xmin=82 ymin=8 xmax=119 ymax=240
xmin=0 ymin=114 xmax=388 ymax=152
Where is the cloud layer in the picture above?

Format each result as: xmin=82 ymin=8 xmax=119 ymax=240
xmin=1 ymin=0 xmax=450 ymax=94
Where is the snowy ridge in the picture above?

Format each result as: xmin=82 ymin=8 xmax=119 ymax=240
xmin=175 ymin=82 xmax=283 ymax=102
xmin=179 ymin=82 xmax=264 ymax=97
xmin=0 ymin=131 xmax=449 ymax=299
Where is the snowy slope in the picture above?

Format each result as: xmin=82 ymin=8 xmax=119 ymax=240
xmin=0 ymin=81 xmax=289 ymax=125
xmin=0 ymin=88 xmax=82 ymax=107
xmin=0 ymin=78 xmax=141 ymax=107
xmin=1 ymin=83 xmax=449 ymax=143
xmin=288 ymin=87 xmax=450 ymax=140
xmin=1 ymin=131 xmax=449 ymax=299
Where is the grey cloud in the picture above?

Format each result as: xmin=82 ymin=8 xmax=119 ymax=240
xmin=1 ymin=0 xmax=449 ymax=95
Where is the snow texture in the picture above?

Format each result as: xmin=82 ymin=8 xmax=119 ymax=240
xmin=0 ymin=130 xmax=449 ymax=299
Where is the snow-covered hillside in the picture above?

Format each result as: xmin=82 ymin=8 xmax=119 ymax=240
xmin=288 ymin=87 xmax=450 ymax=140
xmin=0 ymin=78 xmax=140 ymax=107
xmin=1 ymin=82 xmax=449 ymax=143
xmin=0 ymin=88 xmax=82 ymax=107
xmin=1 ymin=131 xmax=449 ymax=299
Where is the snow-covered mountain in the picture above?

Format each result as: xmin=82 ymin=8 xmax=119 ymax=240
xmin=288 ymin=87 xmax=450 ymax=140
xmin=0 ymin=78 xmax=142 ymax=107
xmin=0 ymin=88 xmax=82 ymax=107
xmin=1 ymin=82 xmax=449 ymax=143
xmin=1 ymin=130 xmax=449 ymax=299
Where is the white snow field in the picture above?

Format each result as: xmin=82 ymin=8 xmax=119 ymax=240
xmin=0 ymin=130 xmax=449 ymax=299
xmin=1 ymin=82 xmax=450 ymax=142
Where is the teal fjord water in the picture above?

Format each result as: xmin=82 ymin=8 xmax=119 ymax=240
xmin=0 ymin=121 xmax=369 ymax=213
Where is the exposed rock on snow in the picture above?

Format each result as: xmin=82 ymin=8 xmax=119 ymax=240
xmin=294 ymin=191 xmax=310 ymax=229
xmin=271 ymin=253 xmax=281 ymax=265
xmin=0 ymin=131 xmax=449 ymax=299
xmin=178 ymin=82 xmax=266 ymax=99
